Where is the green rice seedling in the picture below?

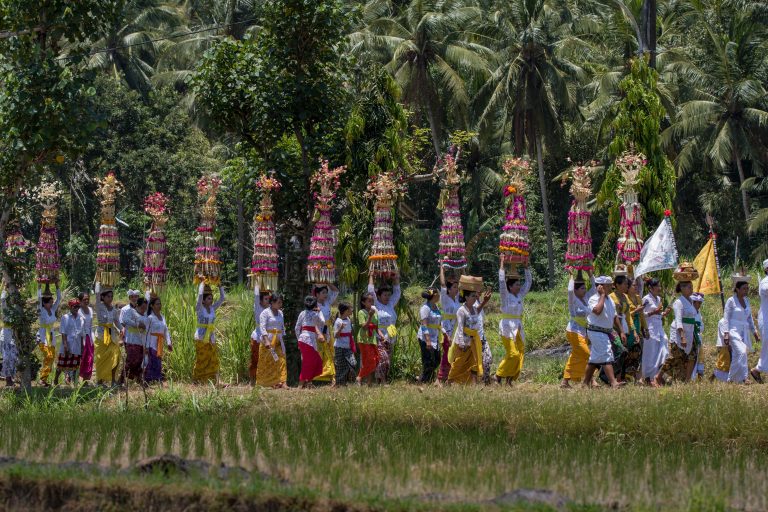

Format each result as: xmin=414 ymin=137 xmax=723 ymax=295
xmin=210 ymin=419 xmax=224 ymax=464
xmin=224 ymin=418 xmax=239 ymax=463
xmin=194 ymin=418 xmax=207 ymax=458
xmin=162 ymin=418 xmax=175 ymax=454
xmin=240 ymin=417 xmax=257 ymax=461
xmin=177 ymin=415 xmax=192 ymax=458
xmin=144 ymin=415 xmax=159 ymax=457
xmin=109 ymin=422 xmax=126 ymax=463
xmin=128 ymin=424 xmax=144 ymax=461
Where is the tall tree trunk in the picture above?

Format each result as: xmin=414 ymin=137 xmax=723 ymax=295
xmin=236 ymin=197 xmax=244 ymax=284
xmin=426 ymin=101 xmax=441 ymax=157
xmin=535 ymin=132 xmax=555 ymax=287
xmin=641 ymin=0 xmax=657 ymax=67
xmin=225 ymin=0 xmax=237 ymax=37
xmin=734 ymin=147 xmax=750 ymax=221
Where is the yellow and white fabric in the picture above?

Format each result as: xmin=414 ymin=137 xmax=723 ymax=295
xmin=94 ymin=301 xmax=121 ymax=382
xmin=439 ymin=287 xmax=459 ymax=336
xmin=368 ymin=282 xmax=401 ymax=343
xmin=418 ymin=303 xmax=442 ymax=349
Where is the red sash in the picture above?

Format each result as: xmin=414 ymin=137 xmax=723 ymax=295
xmin=337 ymin=332 xmax=356 ymax=353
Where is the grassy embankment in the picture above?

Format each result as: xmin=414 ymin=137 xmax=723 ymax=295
xmin=0 ymin=383 xmax=765 ymax=511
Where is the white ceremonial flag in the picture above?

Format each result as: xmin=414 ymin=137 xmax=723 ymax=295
xmin=634 ymin=218 xmax=678 ymax=277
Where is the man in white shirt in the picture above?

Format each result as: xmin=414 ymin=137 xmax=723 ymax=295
xmin=582 ymin=276 xmax=625 ymax=388
xmin=54 ymin=299 xmax=82 ymax=386
xmin=750 ymin=259 xmax=768 ymax=382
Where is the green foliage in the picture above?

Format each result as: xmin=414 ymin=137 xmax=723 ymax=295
xmin=596 ymin=56 xmax=676 ymax=264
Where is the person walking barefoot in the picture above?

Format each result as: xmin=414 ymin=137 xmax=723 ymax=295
xmin=496 ymin=263 xmax=532 ymax=385
xmin=561 ymin=271 xmax=594 ymax=388
xmin=582 ymin=276 xmax=624 ymax=389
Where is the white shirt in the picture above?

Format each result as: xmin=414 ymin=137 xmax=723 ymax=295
xmin=259 ymin=307 xmax=285 ymax=351
xmin=499 ymin=268 xmax=531 ymax=339
xmin=723 ymin=295 xmax=756 ymax=351
xmin=368 ymin=283 xmax=401 ymax=336
xmin=78 ymin=306 xmax=93 ymax=339
xmin=252 ymin=284 xmax=265 ymax=340
xmin=0 ymin=290 xmax=13 ymax=345
xmin=670 ymin=296 xmax=698 ymax=354
xmin=716 ymin=318 xmax=728 ymax=347
xmin=96 ymin=301 xmax=120 ymax=341
xmin=587 ymin=294 xmax=616 ymax=330
xmin=316 ymin=288 xmax=339 ymax=327
xmin=642 ymin=293 xmax=666 ymax=343
xmin=144 ymin=312 xmax=171 ymax=351
xmin=418 ymin=303 xmax=442 ymax=349
xmin=567 ymin=278 xmax=595 ymax=336
xmin=759 ymin=275 xmax=768 ymax=338
xmin=37 ymin=288 xmax=61 ymax=346
xmin=59 ymin=313 xmax=82 ymax=355
xmin=452 ymin=304 xmax=482 ymax=349
xmin=333 ymin=317 xmax=353 ymax=349
xmin=295 ymin=310 xmax=325 ymax=351
xmin=195 ymin=283 xmax=225 ymax=343
xmin=121 ymin=306 xmax=145 ymax=346
xmin=439 ymin=287 xmax=460 ymax=335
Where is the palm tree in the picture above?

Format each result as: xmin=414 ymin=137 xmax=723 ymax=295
xmin=78 ymin=1 xmax=184 ymax=93
xmin=662 ymin=3 xmax=768 ymax=221
xmin=474 ymin=0 xmax=589 ymax=286
xmin=153 ymin=0 xmax=262 ymax=92
xmin=350 ymin=0 xmax=491 ymax=155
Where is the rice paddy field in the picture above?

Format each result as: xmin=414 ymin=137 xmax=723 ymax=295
xmin=6 ymin=276 xmax=766 ymax=511
xmin=0 ymin=383 xmax=766 ymax=511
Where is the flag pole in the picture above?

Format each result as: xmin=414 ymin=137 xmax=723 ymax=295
xmin=706 ymin=214 xmax=725 ymax=312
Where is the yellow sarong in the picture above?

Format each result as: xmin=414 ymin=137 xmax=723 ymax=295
xmin=563 ymin=331 xmax=590 ymax=381
xmin=256 ymin=337 xmax=287 ymax=387
xmin=716 ymin=346 xmax=731 ymax=372
xmin=447 ymin=327 xmax=482 ymax=384
xmin=314 ymin=320 xmax=335 ymax=382
xmin=193 ymin=340 xmax=219 ymax=383
xmin=496 ymin=332 xmax=524 ymax=379
xmin=95 ymin=324 xmax=120 ymax=382
xmin=37 ymin=343 xmax=55 ymax=384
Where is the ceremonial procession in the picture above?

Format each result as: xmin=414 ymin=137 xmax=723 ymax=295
xmin=1 ymin=148 xmax=766 ymax=391
xmin=2 ymin=1 xmax=768 ymax=511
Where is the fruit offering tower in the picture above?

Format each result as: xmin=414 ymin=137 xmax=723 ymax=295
xmin=499 ymin=157 xmax=531 ymax=270
xmin=565 ymin=162 xmax=594 ymax=273
xmin=436 ymin=151 xmax=467 ymax=274
xmin=194 ymin=175 xmax=223 ymax=286
xmin=616 ymin=149 xmax=646 ymax=269
xmin=250 ymin=173 xmax=281 ymax=291
xmin=143 ymin=192 xmax=170 ymax=294
xmin=307 ymin=160 xmax=346 ymax=284
xmin=35 ymin=182 xmax=62 ymax=285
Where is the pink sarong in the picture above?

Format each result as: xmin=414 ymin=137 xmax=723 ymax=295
xmin=79 ymin=335 xmax=94 ymax=380
xmin=437 ymin=333 xmax=452 ymax=381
